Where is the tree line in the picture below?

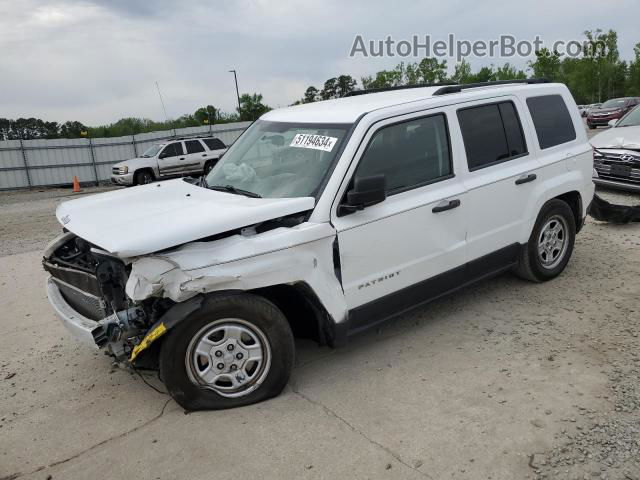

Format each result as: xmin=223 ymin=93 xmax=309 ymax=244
xmin=299 ymin=29 xmax=640 ymax=106
xmin=0 ymin=93 xmax=271 ymax=140
xmin=3 ymin=29 xmax=639 ymax=141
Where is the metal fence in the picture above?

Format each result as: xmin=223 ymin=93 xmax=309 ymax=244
xmin=0 ymin=122 xmax=251 ymax=190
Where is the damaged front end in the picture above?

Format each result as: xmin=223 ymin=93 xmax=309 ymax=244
xmin=43 ymin=232 xmax=175 ymax=363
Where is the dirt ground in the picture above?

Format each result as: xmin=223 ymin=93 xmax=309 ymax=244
xmin=1 ymin=176 xmax=639 ymax=478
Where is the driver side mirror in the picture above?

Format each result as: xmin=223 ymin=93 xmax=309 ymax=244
xmin=608 ymin=119 xmax=618 ymax=128
xmin=339 ymin=174 xmax=386 ymax=216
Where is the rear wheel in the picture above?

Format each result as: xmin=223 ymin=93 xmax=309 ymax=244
xmin=588 ymin=124 xmax=596 ymax=130
xmin=160 ymin=293 xmax=294 ymax=411
xmin=134 ymin=169 xmax=154 ymax=185
xmin=514 ymin=199 xmax=576 ymax=282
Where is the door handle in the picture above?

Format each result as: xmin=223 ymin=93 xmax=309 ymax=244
xmin=432 ymin=199 xmax=461 ymax=213
xmin=202 ymin=154 xmax=208 ymax=157
xmin=179 ymin=157 xmax=186 ymax=160
xmin=515 ymin=173 xmax=537 ymax=185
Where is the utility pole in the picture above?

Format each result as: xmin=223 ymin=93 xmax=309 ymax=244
xmin=229 ymin=70 xmax=241 ymax=119
xmin=155 ymin=81 xmax=176 ymax=137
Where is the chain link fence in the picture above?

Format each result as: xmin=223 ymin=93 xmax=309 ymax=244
xmin=0 ymin=122 xmax=251 ymax=190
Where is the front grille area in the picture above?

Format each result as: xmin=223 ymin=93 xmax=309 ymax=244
xmin=53 ymin=278 xmax=107 ymax=320
xmin=594 ymin=152 xmax=640 ymax=185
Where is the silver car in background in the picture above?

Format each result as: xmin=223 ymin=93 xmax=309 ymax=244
xmin=111 ymin=136 xmax=227 ymax=186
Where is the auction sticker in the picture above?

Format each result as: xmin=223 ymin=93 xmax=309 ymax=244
xmin=290 ymin=134 xmax=338 ymax=152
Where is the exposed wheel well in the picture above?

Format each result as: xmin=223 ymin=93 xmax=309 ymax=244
xmin=249 ymin=283 xmax=337 ymax=347
xmin=553 ymin=191 xmax=583 ymax=232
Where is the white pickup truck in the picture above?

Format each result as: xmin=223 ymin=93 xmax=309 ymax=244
xmin=110 ymin=136 xmax=227 ymax=186
xmin=44 ymin=80 xmax=594 ymax=410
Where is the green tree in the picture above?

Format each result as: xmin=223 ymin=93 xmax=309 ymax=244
xmin=194 ymin=105 xmax=217 ymax=124
xmin=303 ymin=86 xmax=319 ymax=103
xmin=320 ymin=78 xmax=339 ymax=100
xmin=335 ymin=75 xmax=357 ymax=97
xmin=528 ymin=48 xmax=562 ymax=80
xmin=450 ymin=60 xmax=473 ymax=84
xmin=238 ymin=93 xmax=271 ymax=121
xmin=494 ymin=63 xmax=527 ymax=81
xmin=405 ymin=58 xmax=448 ymax=85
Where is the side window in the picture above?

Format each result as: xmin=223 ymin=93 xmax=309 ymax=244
xmin=355 ymin=113 xmax=452 ymax=193
xmin=457 ymin=101 xmax=528 ymax=171
xmin=203 ymin=138 xmax=226 ymax=150
xmin=160 ymin=142 xmax=184 ymax=158
xmin=526 ymin=95 xmax=576 ymax=149
xmin=185 ymin=140 xmax=205 ymax=154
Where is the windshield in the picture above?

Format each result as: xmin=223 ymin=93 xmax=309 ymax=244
xmin=601 ymin=99 xmax=626 ymax=109
xmin=204 ymin=120 xmax=351 ymax=198
xmin=616 ymin=106 xmax=640 ymax=127
xmin=140 ymin=144 xmax=163 ymax=158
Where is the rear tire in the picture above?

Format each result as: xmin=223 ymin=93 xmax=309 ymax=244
xmin=160 ymin=293 xmax=295 ymax=411
xmin=514 ymin=199 xmax=576 ymax=282
xmin=588 ymin=124 xmax=596 ymax=130
xmin=134 ymin=169 xmax=155 ymax=185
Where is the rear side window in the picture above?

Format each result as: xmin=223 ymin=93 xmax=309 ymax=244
xmin=355 ymin=113 xmax=452 ymax=193
xmin=203 ymin=138 xmax=226 ymax=150
xmin=160 ymin=142 xmax=184 ymax=158
xmin=457 ymin=101 xmax=527 ymax=171
xmin=526 ymin=95 xmax=576 ymax=149
xmin=185 ymin=140 xmax=205 ymax=154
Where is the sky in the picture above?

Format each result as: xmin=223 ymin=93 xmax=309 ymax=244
xmin=1 ymin=0 xmax=638 ymax=125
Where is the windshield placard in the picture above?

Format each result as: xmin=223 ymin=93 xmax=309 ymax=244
xmin=290 ymin=134 xmax=338 ymax=152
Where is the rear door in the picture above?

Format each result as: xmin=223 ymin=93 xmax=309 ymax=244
xmin=157 ymin=142 xmax=187 ymax=177
xmin=184 ymin=140 xmax=209 ymax=173
xmin=455 ymin=98 xmax=541 ymax=266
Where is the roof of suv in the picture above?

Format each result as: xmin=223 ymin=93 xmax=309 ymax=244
xmin=262 ymin=82 xmax=564 ymax=124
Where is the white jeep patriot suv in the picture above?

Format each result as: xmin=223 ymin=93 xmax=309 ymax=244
xmin=44 ymin=80 xmax=594 ymax=410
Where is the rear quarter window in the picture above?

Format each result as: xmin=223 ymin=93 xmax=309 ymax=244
xmin=203 ymin=138 xmax=226 ymax=150
xmin=526 ymin=95 xmax=576 ymax=149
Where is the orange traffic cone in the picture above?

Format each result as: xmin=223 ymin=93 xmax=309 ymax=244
xmin=72 ymin=176 xmax=81 ymax=193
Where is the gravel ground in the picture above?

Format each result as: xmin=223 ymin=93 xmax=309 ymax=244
xmin=0 ymin=171 xmax=639 ymax=479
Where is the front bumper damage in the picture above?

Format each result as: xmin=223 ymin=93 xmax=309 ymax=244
xmin=46 ymin=277 xmax=104 ymax=348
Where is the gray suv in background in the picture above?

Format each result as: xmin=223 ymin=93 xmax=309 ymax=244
xmin=111 ymin=136 xmax=227 ymax=186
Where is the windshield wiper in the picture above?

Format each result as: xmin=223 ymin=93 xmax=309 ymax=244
xmin=209 ymin=184 xmax=262 ymax=198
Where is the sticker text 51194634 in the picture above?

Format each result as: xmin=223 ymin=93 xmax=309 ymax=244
xmin=290 ymin=134 xmax=338 ymax=152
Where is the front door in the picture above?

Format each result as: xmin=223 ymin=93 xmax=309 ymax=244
xmin=332 ymin=111 xmax=468 ymax=333
xmin=157 ymin=141 xmax=187 ymax=177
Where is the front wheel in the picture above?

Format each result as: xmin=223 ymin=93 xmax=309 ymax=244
xmin=514 ymin=199 xmax=576 ymax=282
xmin=134 ymin=169 xmax=155 ymax=185
xmin=160 ymin=293 xmax=295 ymax=411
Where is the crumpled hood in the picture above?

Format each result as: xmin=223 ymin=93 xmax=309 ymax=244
xmin=56 ymin=179 xmax=315 ymax=257
xmin=591 ymin=125 xmax=640 ymax=150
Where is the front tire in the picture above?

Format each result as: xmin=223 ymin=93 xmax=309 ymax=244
xmin=160 ymin=293 xmax=295 ymax=411
xmin=134 ymin=169 xmax=155 ymax=185
xmin=514 ymin=199 xmax=576 ymax=282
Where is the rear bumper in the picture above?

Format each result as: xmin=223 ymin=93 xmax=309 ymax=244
xmin=46 ymin=277 xmax=103 ymax=348
xmin=593 ymin=177 xmax=640 ymax=193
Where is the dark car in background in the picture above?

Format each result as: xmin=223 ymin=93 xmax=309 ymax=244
xmin=587 ymin=97 xmax=640 ymax=129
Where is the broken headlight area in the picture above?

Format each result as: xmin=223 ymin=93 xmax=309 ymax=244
xmin=43 ymin=233 xmax=174 ymax=363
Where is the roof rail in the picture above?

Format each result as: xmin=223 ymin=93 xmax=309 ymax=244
xmin=173 ymin=134 xmax=218 ymax=141
xmin=343 ymin=82 xmax=457 ymax=97
xmin=432 ymin=78 xmax=550 ymax=96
